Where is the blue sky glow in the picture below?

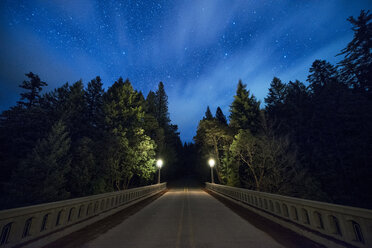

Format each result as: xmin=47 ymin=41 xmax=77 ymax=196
xmin=0 ymin=0 xmax=371 ymax=141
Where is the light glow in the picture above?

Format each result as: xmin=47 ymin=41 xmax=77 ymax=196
xmin=208 ymin=158 xmax=215 ymax=168
xmin=156 ymin=159 xmax=163 ymax=168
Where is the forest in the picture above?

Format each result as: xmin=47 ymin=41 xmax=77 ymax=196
xmin=0 ymin=10 xmax=371 ymax=210
xmin=193 ymin=10 xmax=371 ymax=208
xmin=0 ymin=77 xmax=184 ymax=210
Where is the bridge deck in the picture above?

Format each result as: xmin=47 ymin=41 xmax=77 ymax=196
xmin=81 ymin=187 xmax=284 ymax=248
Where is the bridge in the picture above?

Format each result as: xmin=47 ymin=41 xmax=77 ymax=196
xmin=0 ymin=179 xmax=371 ymax=248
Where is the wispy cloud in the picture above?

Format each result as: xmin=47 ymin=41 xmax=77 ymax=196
xmin=167 ymin=1 xmax=354 ymax=141
xmin=278 ymin=35 xmax=351 ymax=84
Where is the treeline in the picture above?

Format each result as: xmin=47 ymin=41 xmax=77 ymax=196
xmin=194 ymin=10 xmax=371 ymax=208
xmin=0 ymin=76 xmax=182 ymax=209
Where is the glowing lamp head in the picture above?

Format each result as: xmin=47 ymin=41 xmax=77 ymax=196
xmin=156 ymin=159 xmax=163 ymax=169
xmin=208 ymin=158 xmax=215 ymax=168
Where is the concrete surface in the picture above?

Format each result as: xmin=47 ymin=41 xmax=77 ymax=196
xmin=82 ymin=182 xmax=284 ymax=248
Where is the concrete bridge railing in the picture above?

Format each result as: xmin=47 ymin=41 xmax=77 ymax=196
xmin=0 ymin=183 xmax=166 ymax=248
xmin=206 ymin=183 xmax=372 ymax=248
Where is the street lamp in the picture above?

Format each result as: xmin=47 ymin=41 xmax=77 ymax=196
xmin=208 ymin=158 xmax=215 ymax=184
xmin=156 ymin=159 xmax=163 ymax=184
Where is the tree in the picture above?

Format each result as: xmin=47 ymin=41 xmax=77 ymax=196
xmin=204 ymin=106 xmax=213 ymax=120
xmin=230 ymin=129 xmax=302 ymax=194
xmin=151 ymin=82 xmax=182 ymax=181
xmin=85 ymin=76 xmax=105 ymax=132
xmin=280 ymin=80 xmax=310 ymax=144
xmin=103 ymin=78 xmax=156 ymax=189
xmin=155 ymin=82 xmax=171 ymax=128
xmin=64 ymin=81 xmax=88 ymax=140
xmin=338 ymin=10 xmax=372 ymax=94
xmin=144 ymin=92 xmax=165 ymax=154
xmin=265 ymin=77 xmax=286 ymax=123
xmin=194 ymin=119 xmax=232 ymax=183
xmin=145 ymin=91 xmax=157 ymax=116
xmin=67 ymin=137 xmax=95 ymax=197
xmin=11 ymin=120 xmax=71 ymax=206
xmin=17 ymin=72 xmax=47 ymax=109
xmin=128 ymin=128 xmax=157 ymax=185
xmin=215 ymin=107 xmax=227 ymax=125
xmin=229 ymin=80 xmax=261 ymax=133
xmin=307 ymin=60 xmax=339 ymax=94
xmin=0 ymin=74 xmax=50 ymax=204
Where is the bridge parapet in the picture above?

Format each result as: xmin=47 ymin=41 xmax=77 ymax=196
xmin=0 ymin=183 xmax=166 ymax=248
xmin=206 ymin=183 xmax=372 ymax=248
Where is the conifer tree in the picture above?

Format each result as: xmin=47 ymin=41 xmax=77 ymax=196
xmin=85 ymin=76 xmax=104 ymax=131
xmin=155 ymin=82 xmax=171 ymax=128
xmin=144 ymin=90 xmax=166 ymax=158
xmin=338 ymin=10 xmax=372 ymax=94
xmin=229 ymin=80 xmax=261 ymax=133
xmin=12 ymin=120 xmax=71 ymax=205
xmin=17 ymin=72 xmax=47 ymax=109
xmin=265 ymin=77 xmax=286 ymax=119
xmin=307 ymin=60 xmax=339 ymax=94
xmin=145 ymin=91 xmax=157 ymax=116
xmin=215 ymin=107 xmax=227 ymax=125
xmin=65 ymin=81 xmax=88 ymax=140
xmin=204 ymin=106 xmax=213 ymax=120
xmin=68 ymin=137 xmax=95 ymax=197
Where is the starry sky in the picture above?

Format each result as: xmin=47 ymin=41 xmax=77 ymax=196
xmin=0 ymin=1 xmax=371 ymax=142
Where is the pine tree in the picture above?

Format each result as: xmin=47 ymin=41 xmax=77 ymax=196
xmin=64 ymin=81 xmax=88 ymax=140
xmin=144 ymin=91 xmax=165 ymax=156
xmin=155 ymin=82 xmax=171 ymax=128
xmin=265 ymin=77 xmax=286 ymax=120
xmin=145 ymin=91 xmax=157 ymax=116
xmin=68 ymin=137 xmax=95 ymax=197
xmin=17 ymin=72 xmax=47 ymax=109
xmin=204 ymin=106 xmax=213 ymax=120
xmin=338 ymin=10 xmax=372 ymax=94
xmin=86 ymin=76 xmax=104 ymax=131
xmin=307 ymin=60 xmax=339 ymax=94
xmin=229 ymin=80 xmax=261 ymax=133
xmin=215 ymin=107 xmax=227 ymax=125
xmin=11 ymin=120 xmax=71 ymax=206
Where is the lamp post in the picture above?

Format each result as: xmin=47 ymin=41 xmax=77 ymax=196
xmin=156 ymin=159 xmax=163 ymax=184
xmin=208 ymin=158 xmax=215 ymax=184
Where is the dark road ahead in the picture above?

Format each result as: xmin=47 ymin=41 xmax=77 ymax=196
xmin=81 ymin=180 xmax=284 ymax=248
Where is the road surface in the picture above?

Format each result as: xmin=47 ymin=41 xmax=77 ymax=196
xmin=81 ymin=183 xmax=285 ymax=248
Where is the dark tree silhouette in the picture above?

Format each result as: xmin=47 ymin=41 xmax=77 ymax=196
xmin=204 ymin=106 xmax=213 ymax=120
xmin=17 ymin=72 xmax=47 ymax=109
xmin=338 ymin=10 xmax=372 ymax=95
xmin=215 ymin=107 xmax=227 ymax=125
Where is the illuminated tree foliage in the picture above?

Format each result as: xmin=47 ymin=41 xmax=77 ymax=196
xmin=0 ymin=76 xmax=180 ymax=209
xmin=103 ymin=78 xmax=156 ymax=190
xmin=194 ymin=118 xmax=232 ymax=183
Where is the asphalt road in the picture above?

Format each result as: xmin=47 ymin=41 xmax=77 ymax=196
xmin=81 ymin=181 xmax=285 ymax=248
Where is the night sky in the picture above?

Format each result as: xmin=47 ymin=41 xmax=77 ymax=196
xmin=0 ymin=1 xmax=370 ymax=142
